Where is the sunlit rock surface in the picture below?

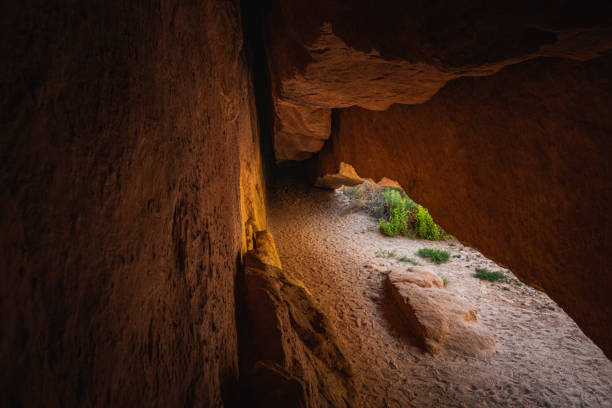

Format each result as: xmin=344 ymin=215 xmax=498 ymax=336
xmin=262 ymin=1 xmax=612 ymax=358
xmin=387 ymin=270 xmax=496 ymax=357
xmin=312 ymin=55 xmax=612 ymax=358
xmin=241 ymin=231 xmax=356 ymax=407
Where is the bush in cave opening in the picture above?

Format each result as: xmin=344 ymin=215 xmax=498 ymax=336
xmin=378 ymin=189 xmax=412 ymax=236
xmin=376 ymin=187 xmax=446 ymax=240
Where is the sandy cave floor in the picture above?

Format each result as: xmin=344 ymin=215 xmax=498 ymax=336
xmin=268 ymin=176 xmax=612 ymax=408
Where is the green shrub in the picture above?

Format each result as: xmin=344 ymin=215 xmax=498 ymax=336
xmin=414 ymin=205 xmax=444 ymax=240
xmin=379 ymin=206 xmax=408 ymax=236
xmin=378 ymin=189 xmax=410 ymax=237
xmin=474 ymin=268 xmax=506 ymax=282
xmin=417 ymin=248 xmax=450 ymax=264
xmin=343 ymin=185 xmax=361 ymax=197
xmin=398 ymin=256 xmax=421 ymax=265
xmin=372 ymin=187 xmax=446 ymax=240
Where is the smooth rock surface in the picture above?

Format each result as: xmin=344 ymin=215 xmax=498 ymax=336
xmin=1 ymin=1 xmax=266 ymax=406
xmin=389 ymin=268 xmax=445 ymax=289
xmin=387 ymin=272 xmax=496 ymax=357
xmin=315 ymin=162 xmax=364 ymax=189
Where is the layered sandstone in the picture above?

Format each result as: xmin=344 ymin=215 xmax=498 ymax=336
xmin=264 ymin=0 xmax=612 ymax=161
xmin=261 ymin=1 xmax=612 ymax=358
xmin=241 ymin=231 xmax=356 ymax=407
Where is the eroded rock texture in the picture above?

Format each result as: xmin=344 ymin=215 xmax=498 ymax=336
xmin=314 ymin=55 xmax=612 ymax=358
xmin=263 ymin=0 xmax=612 ymax=160
xmin=1 ymin=0 xmax=265 ymax=406
xmin=241 ymin=231 xmax=356 ymax=407
xmin=386 ymin=270 xmax=496 ymax=357
xmin=262 ymin=0 xmax=612 ymax=358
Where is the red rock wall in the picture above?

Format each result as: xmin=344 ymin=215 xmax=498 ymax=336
xmin=313 ymin=55 xmax=612 ymax=358
xmin=263 ymin=0 xmax=612 ymax=161
xmin=1 ymin=0 xmax=263 ymax=406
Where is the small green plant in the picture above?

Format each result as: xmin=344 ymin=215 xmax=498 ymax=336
xmin=370 ymin=187 xmax=446 ymax=240
xmin=437 ymin=273 xmax=449 ymax=287
xmin=378 ymin=189 xmax=410 ymax=237
xmin=414 ymin=205 xmax=444 ymax=240
xmin=398 ymin=256 xmax=421 ymax=265
xmin=342 ymin=185 xmax=361 ymax=197
xmin=417 ymin=248 xmax=450 ymax=264
xmin=474 ymin=268 xmax=506 ymax=282
xmin=375 ymin=249 xmax=396 ymax=259
xmin=502 ymin=286 xmax=510 ymax=291
xmin=379 ymin=206 xmax=408 ymax=236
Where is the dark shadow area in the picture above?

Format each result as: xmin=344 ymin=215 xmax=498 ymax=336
xmin=378 ymin=278 xmax=424 ymax=350
xmin=240 ymin=0 xmax=277 ymax=182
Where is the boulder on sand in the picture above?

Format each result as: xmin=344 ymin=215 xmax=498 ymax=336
xmin=389 ymin=267 xmax=445 ymax=289
xmin=387 ymin=270 xmax=496 ymax=357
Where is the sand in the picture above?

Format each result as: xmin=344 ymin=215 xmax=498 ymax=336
xmin=268 ymin=176 xmax=612 ymax=408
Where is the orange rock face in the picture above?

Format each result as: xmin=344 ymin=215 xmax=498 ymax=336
xmin=262 ymin=1 xmax=612 ymax=358
xmin=1 ymin=1 xmax=265 ymax=406
xmin=263 ymin=0 xmax=612 ymax=161
xmin=313 ymin=55 xmax=612 ymax=358
xmin=241 ymin=231 xmax=356 ymax=407
xmin=386 ymin=271 xmax=496 ymax=357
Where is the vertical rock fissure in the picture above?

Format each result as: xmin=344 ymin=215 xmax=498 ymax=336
xmin=240 ymin=1 xmax=276 ymax=180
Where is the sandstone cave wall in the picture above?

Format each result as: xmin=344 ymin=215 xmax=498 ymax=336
xmin=1 ymin=0 xmax=266 ymax=406
xmin=313 ymin=55 xmax=612 ymax=357
xmin=262 ymin=0 xmax=612 ymax=161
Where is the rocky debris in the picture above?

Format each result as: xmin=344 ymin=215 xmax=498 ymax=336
xmin=387 ymin=270 xmax=496 ymax=357
xmin=315 ymin=162 xmax=364 ymax=189
xmin=242 ymin=231 xmax=356 ymax=408
xmin=377 ymin=177 xmax=402 ymax=189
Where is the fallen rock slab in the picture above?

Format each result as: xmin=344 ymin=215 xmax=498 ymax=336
xmin=387 ymin=270 xmax=496 ymax=357
xmin=242 ymin=230 xmax=356 ymax=408
xmin=389 ymin=267 xmax=445 ymax=289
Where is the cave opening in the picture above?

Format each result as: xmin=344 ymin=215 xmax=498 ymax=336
xmin=256 ymin=164 xmax=612 ymax=407
xmin=3 ymin=1 xmax=611 ymax=407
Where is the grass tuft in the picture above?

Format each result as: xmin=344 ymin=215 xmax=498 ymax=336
xmin=417 ymin=248 xmax=450 ymax=264
xmin=474 ymin=268 xmax=506 ymax=282
xmin=398 ymin=256 xmax=421 ymax=265
xmin=375 ymin=249 xmax=396 ymax=259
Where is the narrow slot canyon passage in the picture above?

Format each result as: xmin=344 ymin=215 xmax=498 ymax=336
xmin=3 ymin=1 xmax=612 ymax=406
xmin=268 ymin=172 xmax=612 ymax=407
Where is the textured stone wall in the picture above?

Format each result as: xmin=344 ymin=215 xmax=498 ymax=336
xmin=263 ymin=0 xmax=612 ymax=160
xmin=1 ymin=0 xmax=264 ymax=406
xmin=260 ymin=0 xmax=612 ymax=359
xmin=313 ymin=55 xmax=612 ymax=358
